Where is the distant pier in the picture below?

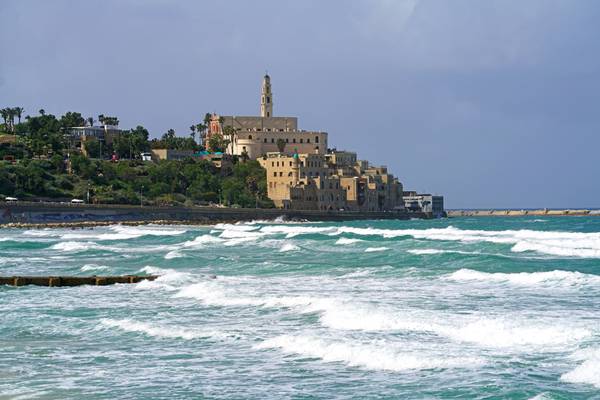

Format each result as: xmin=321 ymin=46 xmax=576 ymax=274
xmin=0 ymin=275 xmax=158 ymax=287
xmin=448 ymin=209 xmax=600 ymax=217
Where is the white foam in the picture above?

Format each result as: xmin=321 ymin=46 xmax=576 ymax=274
xmin=259 ymin=225 xmax=336 ymax=238
xmin=561 ymin=347 xmax=600 ymax=388
xmin=255 ymin=335 xmax=484 ymax=371
xmin=447 ymin=268 xmax=600 ymax=287
xmin=100 ymin=319 xmax=225 ymax=340
xmin=51 ymin=241 xmax=99 ymax=252
xmin=365 ymin=247 xmax=389 ymax=252
xmin=81 ymin=264 xmax=110 ymax=272
xmin=182 ymin=234 xmax=224 ymax=248
xmin=279 ymin=243 xmax=300 ymax=252
xmin=334 ymin=226 xmax=600 ymax=258
xmin=60 ymin=225 xmax=187 ymax=241
xmin=335 ymin=237 xmax=363 ymax=245
xmin=164 ymin=250 xmax=184 ymax=259
xmin=408 ymin=249 xmax=443 ymax=255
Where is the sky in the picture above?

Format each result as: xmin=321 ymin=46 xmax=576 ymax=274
xmin=1 ymin=0 xmax=599 ymax=208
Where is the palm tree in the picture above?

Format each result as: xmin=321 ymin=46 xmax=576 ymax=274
xmin=87 ymin=117 xmax=94 ymax=127
xmin=39 ymin=109 xmax=45 ymax=116
xmin=189 ymin=125 xmax=196 ymax=143
xmin=0 ymin=108 xmax=8 ymax=130
xmin=195 ymin=123 xmax=206 ymax=146
xmin=15 ymin=107 xmax=24 ymax=124
xmin=98 ymin=114 xmax=105 ymax=125
xmin=223 ymin=125 xmax=238 ymax=155
xmin=6 ymin=108 xmax=16 ymax=132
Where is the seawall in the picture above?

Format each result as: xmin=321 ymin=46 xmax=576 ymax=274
xmin=448 ymin=209 xmax=600 ymax=217
xmin=0 ymin=202 xmax=430 ymax=226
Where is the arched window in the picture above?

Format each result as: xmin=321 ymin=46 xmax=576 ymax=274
xmin=248 ymin=135 xmax=252 ymax=140
xmin=315 ymin=136 xmax=319 ymax=143
xmin=267 ymin=96 xmax=270 ymax=103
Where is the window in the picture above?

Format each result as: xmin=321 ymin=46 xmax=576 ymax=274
xmin=289 ymin=161 xmax=292 ymax=166
xmin=307 ymin=138 xmax=310 ymax=143
xmin=293 ymin=138 xmax=296 ymax=143
xmin=286 ymin=138 xmax=289 ymax=143
xmin=271 ymin=138 xmax=275 ymax=143
xmin=271 ymin=162 xmax=274 ymax=167
xmin=300 ymin=138 xmax=303 ymax=143
xmin=273 ymin=172 xmax=277 ymax=177
xmin=288 ymin=172 xmax=293 ymax=177
xmin=267 ymin=96 xmax=270 ymax=103
xmin=267 ymin=112 xmax=270 ymax=117
xmin=264 ymin=138 xmax=267 ymax=143
xmin=315 ymin=136 xmax=319 ymax=143
xmin=279 ymin=172 xmax=283 ymax=177
xmin=248 ymin=135 xmax=252 ymax=140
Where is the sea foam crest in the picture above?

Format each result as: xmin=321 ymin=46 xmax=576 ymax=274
xmin=334 ymin=226 xmax=600 ymax=258
xmin=60 ymin=225 xmax=187 ymax=241
xmin=561 ymin=347 xmax=600 ymax=388
xmin=365 ymin=247 xmax=389 ymax=253
xmin=100 ymin=318 xmax=226 ymax=340
xmin=279 ymin=242 xmax=300 ymax=252
xmin=447 ymin=268 xmax=600 ymax=287
xmin=255 ymin=335 xmax=484 ymax=371
xmin=259 ymin=225 xmax=336 ymax=238
xmin=51 ymin=241 xmax=100 ymax=252
xmin=335 ymin=237 xmax=363 ymax=245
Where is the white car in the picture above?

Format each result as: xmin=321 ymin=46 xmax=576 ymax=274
xmin=71 ymin=199 xmax=84 ymax=204
xmin=5 ymin=196 xmax=18 ymax=202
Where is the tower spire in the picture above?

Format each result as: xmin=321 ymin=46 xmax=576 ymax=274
xmin=260 ymin=73 xmax=273 ymax=117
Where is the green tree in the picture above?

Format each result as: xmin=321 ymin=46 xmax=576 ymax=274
xmin=60 ymin=111 xmax=86 ymax=129
xmin=208 ymin=133 xmax=229 ymax=153
xmin=276 ymin=138 xmax=286 ymax=153
xmin=84 ymin=140 xmax=102 ymax=158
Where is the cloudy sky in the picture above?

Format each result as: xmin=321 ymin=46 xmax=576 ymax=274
xmin=1 ymin=0 xmax=599 ymax=208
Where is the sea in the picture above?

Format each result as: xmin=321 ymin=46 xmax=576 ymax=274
xmin=1 ymin=216 xmax=599 ymax=399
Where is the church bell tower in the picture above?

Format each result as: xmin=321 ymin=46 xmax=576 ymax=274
xmin=260 ymin=74 xmax=273 ymax=117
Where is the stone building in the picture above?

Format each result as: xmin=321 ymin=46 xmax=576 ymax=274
xmin=259 ymin=150 xmax=404 ymax=211
xmin=205 ymin=75 xmax=328 ymax=159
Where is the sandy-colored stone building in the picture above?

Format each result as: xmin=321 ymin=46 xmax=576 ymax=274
xmin=259 ymin=150 xmax=404 ymax=211
xmin=205 ymin=75 xmax=328 ymax=159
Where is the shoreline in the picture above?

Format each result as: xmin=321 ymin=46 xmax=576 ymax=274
xmin=0 ymin=202 xmax=433 ymax=228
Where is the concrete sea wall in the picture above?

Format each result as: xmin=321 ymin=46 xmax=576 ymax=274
xmin=448 ymin=209 xmax=600 ymax=217
xmin=0 ymin=202 xmax=429 ymax=226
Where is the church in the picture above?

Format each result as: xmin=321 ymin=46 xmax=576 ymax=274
xmin=205 ymin=75 xmax=328 ymax=159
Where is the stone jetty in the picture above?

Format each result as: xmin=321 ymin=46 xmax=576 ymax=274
xmin=0 ymin=275 xmax=159 ymax=287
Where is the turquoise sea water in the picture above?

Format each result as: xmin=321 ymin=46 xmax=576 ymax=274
xmin=1 ymin=217 xmax=600 ymax=399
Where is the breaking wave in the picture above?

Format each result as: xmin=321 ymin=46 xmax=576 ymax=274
xmin=60 ymin=225 xmax=187 ymax=241
xmin=561 ymin=347 xmax=600 ymax=388
xmin=365 ymin=247 xmax=389 ymax=253
xmin=335 ymin=237 xmax=363 ymax=245
xmin=100 ymin=318 xmax=227 ymax=340
xmin=81 ymin=264 xmax=110 ymax=272
xmin=255 ymin=335 xmax=484 ymax=372
xmin=175 ymin=282 xmax=591 ymax=349
xmin=279 ymin=242 xmax=300 ymax=252
xmin=447 ymin=268 xmax=600 ymax=287
xmin=332 ymin=226 xmax=600 ymax=258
